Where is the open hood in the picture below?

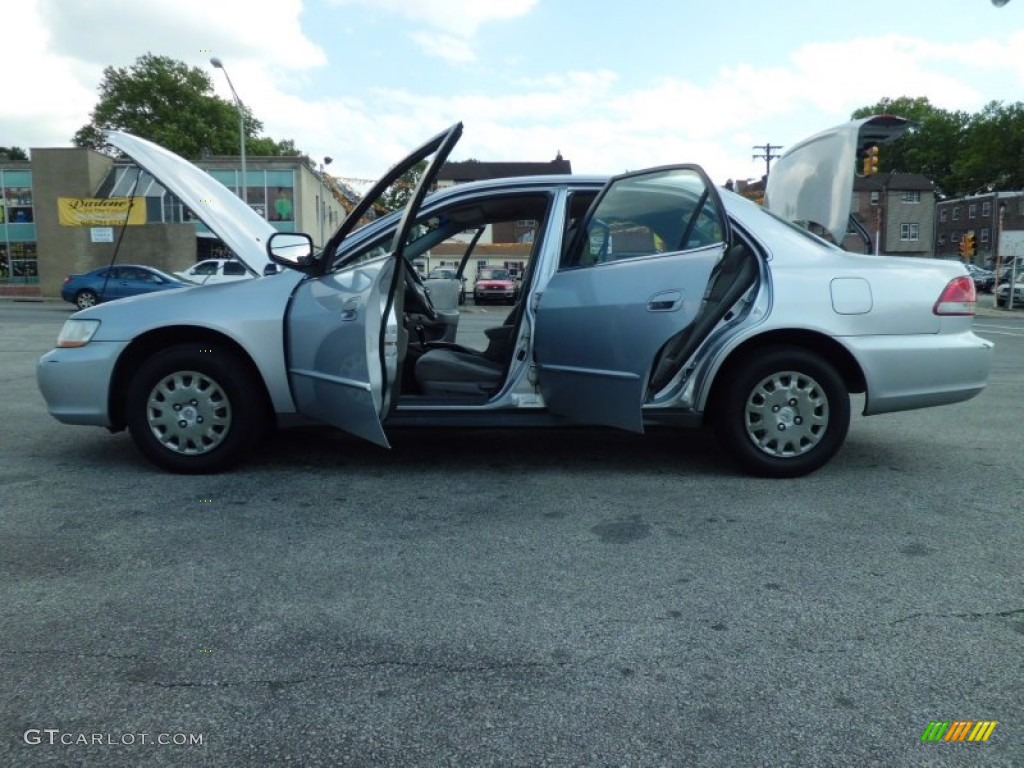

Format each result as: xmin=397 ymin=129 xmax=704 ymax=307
xmin=764 ymin=115 xmax=910 ymax=243
xmin=105 ymin=131 xmax=275 ymax=276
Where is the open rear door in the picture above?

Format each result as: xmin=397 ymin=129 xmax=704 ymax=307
xmin=534 ymin=165 xmax=729 ymax=432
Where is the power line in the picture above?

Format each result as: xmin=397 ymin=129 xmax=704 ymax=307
xmin=752 ymin=142 xmax=784 ymax=177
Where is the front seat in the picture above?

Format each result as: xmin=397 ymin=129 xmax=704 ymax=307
xmin=415 ymin=348 xmax=505 ymax=396
xmin=416 ymin=297 xmax=524 ymax=396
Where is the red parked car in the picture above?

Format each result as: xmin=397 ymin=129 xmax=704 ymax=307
xmin=473 ymin=267 xmax=517 ymax=304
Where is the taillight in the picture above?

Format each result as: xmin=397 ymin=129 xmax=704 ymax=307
xmin=933 ymin=276 xmax=976 ymax=316
xmin=63 ymin=276 xmax=72 ymax=284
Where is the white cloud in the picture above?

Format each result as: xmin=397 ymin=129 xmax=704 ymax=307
xmin=287 ymin=29 xmax=1015 ymax=184
xmin=36 ymin=0 xmax=325 ymax=70
xmin=329 ymin=0 xmax=536 ymax=37
xmin=3 ymin=0 xmax=326 ymax=150
xmin=0 ymin=2 xmax=100 ymax=148
xmin=328 ymin=0 xmax=537 ymax=62
xmin=410 ymin=31 xmax=476 ymax=64
xmin=8 ymin=1 xmax=1022 ymax=190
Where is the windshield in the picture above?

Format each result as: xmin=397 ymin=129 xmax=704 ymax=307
xmin=479 ymin=268 xmax=510 ymax=280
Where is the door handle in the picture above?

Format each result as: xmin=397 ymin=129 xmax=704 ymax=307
xmin=647 ymin=289 xmax=682 ymax=312
xmin=340 ymin=297 xmax=360 ymax=321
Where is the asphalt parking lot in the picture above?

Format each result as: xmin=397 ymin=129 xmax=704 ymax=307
xmin=2 ymin=299 xmax=1023 ymax=766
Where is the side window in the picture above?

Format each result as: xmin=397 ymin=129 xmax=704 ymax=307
xmin=223 ymin=262 xmax=247 ymax=275
xmin=564 ymin=167 xmax=726 ymax=269
xmin=193 ymin=261 xmax=218 ymax=275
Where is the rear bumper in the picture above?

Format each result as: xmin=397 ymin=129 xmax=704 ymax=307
xmin=844 ymin=331 xmax=993 ymax=415
xmin=37 ymin=341 xmax=127 ymax=426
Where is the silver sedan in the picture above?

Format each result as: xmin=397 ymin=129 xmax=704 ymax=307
xmin=38 ymin=117 xmax=993 ymax=477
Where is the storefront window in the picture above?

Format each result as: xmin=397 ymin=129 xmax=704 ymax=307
xmin=246 ymin=184 xmax=267 ymax=219
xmin=271 ymin=187 xmax=294 ymax=222
xmin=4 ymin=186 xmax=33 ymax=222
xmin=0 ymin=242 xmax=38 ymax=283
xmin=0 ymin=169 xmax=37 ymax=284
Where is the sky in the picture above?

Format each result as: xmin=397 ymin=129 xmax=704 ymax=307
xmin=4 ymin=0 xmax=1024 ymax=186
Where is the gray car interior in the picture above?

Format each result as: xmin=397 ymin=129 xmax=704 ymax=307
xmin=372 ymin=185 xmax=756 ymax=402
xmin=410 ymin=192 xmax=599 ymax=399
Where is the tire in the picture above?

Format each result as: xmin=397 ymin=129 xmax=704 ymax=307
xmin=713 ymin=347 xmax=850 ymax=478
xmin=126 ymin=344 xmax=267 ymax=473
xmin=75 ymin=289 xmax=99 ymax=309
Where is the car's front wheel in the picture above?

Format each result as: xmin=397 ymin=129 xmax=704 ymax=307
xmin=713 ymin=347 xmax=850 ymax=478
xmin=75 ymin=289 xmax=99 ymax=309
xmin=126 ymin=344 xmax=266 ymax=473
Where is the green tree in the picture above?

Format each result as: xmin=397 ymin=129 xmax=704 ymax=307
xmin=0 ymin=146 xmax=29 ymax=161
xmin=378 ymin=160 xmax=428 ymax=212
xmin=851 ymin=96 xmax=1024 ymax=196
xmin=73 ymin=53 xmax=301 ymax=160
xmin=956 ymin=100 xmax=1024 ymax=193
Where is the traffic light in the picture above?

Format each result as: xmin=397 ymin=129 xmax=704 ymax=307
xmin=861 ymin=145 xmax=880 ymax=176
xmin=963 ymin=232 xmax=976 ymax=258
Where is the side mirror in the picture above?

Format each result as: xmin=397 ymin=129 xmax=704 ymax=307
xmin=263 ymin=263 xmax=280 ymax=276
xmin=267 ymin=232 xmax=315 ymax=270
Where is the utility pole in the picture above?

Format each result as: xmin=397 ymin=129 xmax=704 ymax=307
xmin=752 ymin=142 xmax=783 ymax=177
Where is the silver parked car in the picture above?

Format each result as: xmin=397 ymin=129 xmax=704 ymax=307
xmin=37 ymin=117 xmax=993 ymax=477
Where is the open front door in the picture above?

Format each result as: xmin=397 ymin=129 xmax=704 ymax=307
xmin=534 ymin=165 xmax=729 ymax=433
xmin=284 ymin=123 xmax=463 ymax=447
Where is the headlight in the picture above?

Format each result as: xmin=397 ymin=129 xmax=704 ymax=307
xmin=56 ymin=319 xmax=101 ymax=348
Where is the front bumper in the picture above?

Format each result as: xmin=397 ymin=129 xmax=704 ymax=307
xmin=844 ymin=330 xmax=994 ymax=415
xmin=37 ymin=341 xmax=128 ymax=426
xmin=475 ymin=289 xmax=515 ymax=301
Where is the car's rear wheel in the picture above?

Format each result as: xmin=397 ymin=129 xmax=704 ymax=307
xmin=126 ymin=344 xmax=266 ymax=473
xmin=714 ymin=347 xmax=850 ymax=478
xmin=75 ymin=289 xmax=99 ymax=309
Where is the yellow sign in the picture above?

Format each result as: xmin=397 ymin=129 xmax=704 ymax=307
xmin=58 ymin=197 xmax=146 ymax=226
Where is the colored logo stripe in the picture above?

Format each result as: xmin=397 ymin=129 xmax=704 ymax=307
xmin=944 ymin=721 xmax=973 ymax=741
xmin=920 ymin=720 xmax=997 ymax=742
xmin=968 ymin=721 xmax=998 ymax=742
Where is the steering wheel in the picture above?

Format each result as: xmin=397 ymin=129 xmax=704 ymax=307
xmin=403 ymin=260 xmax=438 ymax=321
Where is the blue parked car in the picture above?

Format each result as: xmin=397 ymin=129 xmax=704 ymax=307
xmin=61 ymin=264 xmax=190 ymax=309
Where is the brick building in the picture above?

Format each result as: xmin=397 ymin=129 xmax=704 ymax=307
xmin=934 ymin=191 xmax=1024 ymax=267
xmin=841 ymin=172 xmax=935 ymax=256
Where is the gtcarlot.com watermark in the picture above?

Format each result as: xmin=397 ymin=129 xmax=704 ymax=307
xmin=24 ymin=729 xmax=204 ymax=747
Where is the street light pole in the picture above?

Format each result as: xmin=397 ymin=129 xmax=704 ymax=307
xmin=210 ymin=57 xmax=247 ymax=205
xmin=319 ymin=156 xmax=333 ymax=247
xmin=996 ymin=202 xmax=1005 ymax=308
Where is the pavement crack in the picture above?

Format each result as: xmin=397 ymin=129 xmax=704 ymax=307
xmin=153 ymin=678 xmax=315 ymax=688
xmin=0 ymin=648 xmax=143 ymax=661
xmin=148 ymin=659 xmax=551 ymax=688
xmin=892 ymin=607 xmax=1024 ymax=624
